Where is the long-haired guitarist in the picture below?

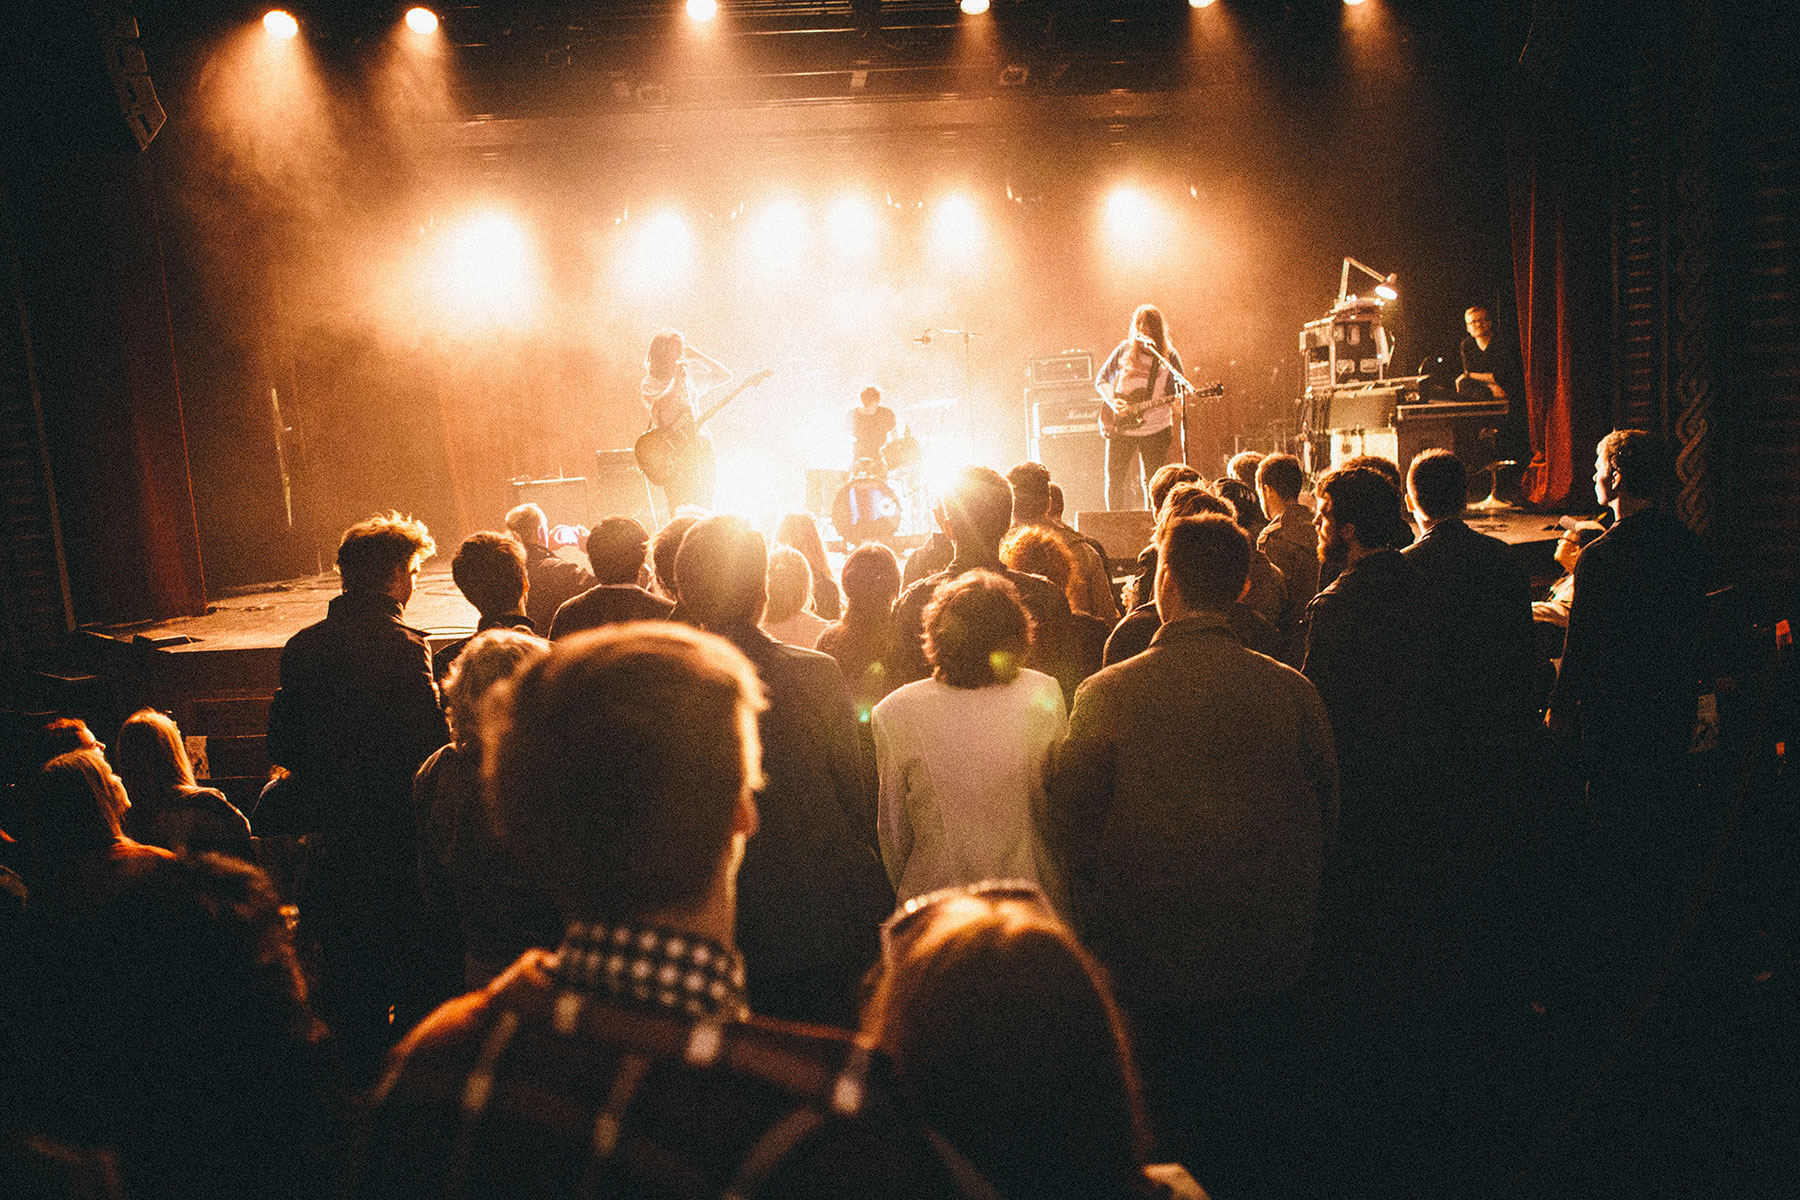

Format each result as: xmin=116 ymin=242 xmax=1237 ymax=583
xmin=1095 ymin=304 xmax=1184 ymax=510
xmin=640 ymin=329 xmax=732 ymax=510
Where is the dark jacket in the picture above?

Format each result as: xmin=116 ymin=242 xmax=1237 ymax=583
xmin=1052 ymin=616 xmax=1338 ymax=1008
xmin=712 ymin=623 xmax=896 ymax=1026
xmin=267 ymin=590 xmax=450 ymax=852
xmin=1104 ymin=601 xmax=1283 ymax=666
xmin=1550 ymin=506 xmax=1709 ymax=767
xmin=1301 ymin=550 xmax=1448 ymax=859
xmin=522 ymin=544 xmax=594 ymax=636
xmin=432 ymin=612 xmax=536 ymax=681
xmin=1402 ymin=518 xmax=1535 ymax=744
xmin=547 ymin=583 xmax=675 ymax=640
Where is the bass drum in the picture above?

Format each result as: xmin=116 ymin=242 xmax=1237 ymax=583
xmin=831 ymin=477 xmax=902 ymax=546
xmin=880 ymin=434 xmax=921 ymax=474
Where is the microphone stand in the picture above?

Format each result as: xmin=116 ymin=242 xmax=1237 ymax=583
xmin=1133 ymin=339 xmax=1200 ymax=467
xmin=918 ymin=326 xmax=982 ymax=446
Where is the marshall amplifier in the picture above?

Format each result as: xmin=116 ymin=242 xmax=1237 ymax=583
xmin=1030 ymin=396 xmax=1104 ymax=438
xmin=1028 ymin=389 xmax=1105 ymax=514
xmin=1027 ymin=351 xmax=1095 ymax=387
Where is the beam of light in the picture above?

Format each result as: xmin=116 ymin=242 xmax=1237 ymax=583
xmin=405 ymin=7 xmax=439 ymax=34
xmin=1190 ymin=0 xmax=1216 ymax=7
xmin=919 ymin=430 xmax=979 ymax=493
xmin=1101 ymin=185 xmax=1174 ymax=264
xmin=927 ymin=192 xmax=984 ymax=264
xmin=825 ymin=191 xmax=881 ymax=260
xmin=687 ymin=0 xmax=719 ymax=21
xmin=960 ymin=0 xmax=991 ymax=14
xmin=1344 ymin=0 xmax=1370 ymax=5
xmin=263 ymin=10 xmax=299 ymax=39
xmin=428 ymin=210 xmax=542 ymax=328
xmin=615 ymin=209 xmax=697 ymax=298
xmin=712 ymin=460 xmax=783 ymax=528
xmin=740 ymin=197 xmax=810 ymax=277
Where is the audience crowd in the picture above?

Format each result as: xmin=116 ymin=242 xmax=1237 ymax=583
xmin=0 ymin=430 xmax=1732 ymax=1200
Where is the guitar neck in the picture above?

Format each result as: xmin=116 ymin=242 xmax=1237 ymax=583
xmin=691 ymin=370 xmax=772 ymax=429
xmin=692 ymin=385 xmax=745 ymax=430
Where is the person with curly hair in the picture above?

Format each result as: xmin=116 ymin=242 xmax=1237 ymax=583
xmin=872 ymin=571 xmax=1068 ymax=912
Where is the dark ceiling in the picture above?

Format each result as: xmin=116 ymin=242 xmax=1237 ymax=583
xmin=148 ymin=0 xmax=1533 ymax=122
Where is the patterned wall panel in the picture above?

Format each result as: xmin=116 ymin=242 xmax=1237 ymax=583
xmin=0 ymin=192 xmax=76 ymax=660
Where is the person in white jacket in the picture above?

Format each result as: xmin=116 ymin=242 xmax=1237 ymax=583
xmin=872 ymin=570 xmax=1068 ymax=915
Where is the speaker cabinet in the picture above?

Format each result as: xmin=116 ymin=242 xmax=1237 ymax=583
xmin=1038 ymin=430 xmax=1106 ymax=515
xmin=512 ymin=476 xmax=592 ymax=531
xmin=592 ymin=450 xmax=657 ymax=528
xmin=1077 ymin=510 xmax=1157 ymax=566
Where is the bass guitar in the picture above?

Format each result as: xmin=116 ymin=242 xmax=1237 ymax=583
xmin=1098 ymin=379 xmax=1224 ymax=436
xmin=635 ymin=368 xmax=774 ymax=493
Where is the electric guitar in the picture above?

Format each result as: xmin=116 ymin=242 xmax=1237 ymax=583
xmin=1098 ymin=379 xmax=1224 ymax=435
xmin=635 ymin=368 xmax=774 ymax=493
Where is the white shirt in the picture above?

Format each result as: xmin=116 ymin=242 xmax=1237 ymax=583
xmin=872 ymin=669 xmax=1069 ymax=913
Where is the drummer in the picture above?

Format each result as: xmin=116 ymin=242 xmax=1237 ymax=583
xmin=850 ymin=385 xmax=897 ymax=473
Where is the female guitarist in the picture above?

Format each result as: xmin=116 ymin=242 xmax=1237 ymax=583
xmin=639 ymin=329 xmax=732 ymax=512
xmin=1095 ymin=304 xmax=1185 ymax=511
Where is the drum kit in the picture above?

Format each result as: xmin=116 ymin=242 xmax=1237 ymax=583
xmin=829 ymin=397 xmax=951 ymax=545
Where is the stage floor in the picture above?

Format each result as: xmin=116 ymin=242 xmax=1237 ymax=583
xmin=89 ymin=561 xmax=488 ymax=657
xmin=90 ymin=509 xmax=1562 ymax=659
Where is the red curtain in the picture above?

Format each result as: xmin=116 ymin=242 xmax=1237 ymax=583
xmin=1508 ymin=111 xmax=1579 ymax=507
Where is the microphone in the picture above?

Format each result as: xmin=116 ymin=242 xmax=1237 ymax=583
xmin=913 ymin=330 xmax=932 ymax=345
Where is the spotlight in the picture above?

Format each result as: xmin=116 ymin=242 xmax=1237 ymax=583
xmin=1190 ymin=0 xmax=1216 ymax=7
xmin=742 ymin=197 xmax=809 ymax=273
xmin=826 ymin=192 xmax=881 ymax=259
xmin=404 ymin=7 xmax=438 ymax=34
xmin=960 ymin=0 xmax=990 ymax=13
xmin=928 ymin=193 xmax=984 ymax=262
xmin=432 ymin=211 xmax=541 ymax=327
xmin=263 ymin=9 xmax=299 ymax=38
xmin=617 ymin=210 xmax=697 ymax=298
xmin=1344 ymin=0 xmax=1369 ymax=5
xmin=1103 ymin=186 xmax=1158 ymax=232
xmin=687 ymin=0 xmax=719 ymax=21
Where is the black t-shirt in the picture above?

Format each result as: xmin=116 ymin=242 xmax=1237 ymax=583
xmin=850 ymin=404 xmax=896 ymax=462
xmin=1461 ymin=336 xmax=1496 ymax=377
xmin=1461 ymin=336 xmax=1521 ymax=398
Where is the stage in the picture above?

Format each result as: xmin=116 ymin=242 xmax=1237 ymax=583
xmin=72 ymin=557 xmax=511 ymax=810
xmin=74 ymin=506 xmax=1563 ymax=813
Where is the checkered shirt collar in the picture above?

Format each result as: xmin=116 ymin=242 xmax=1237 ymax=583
xmin=551 ymin=920 xmax=749 ymax=1021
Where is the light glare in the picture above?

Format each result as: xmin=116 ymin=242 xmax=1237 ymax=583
xmin=826 ymin=193 xmax=881 ymax=258
xmin=928 ymin=193 xmax=984 ymax=262
xmin=405 ymin=7 xmax=439 ymax=34
xmin=431 ymin=211 xmax=540 ymax=327
xmin=1190 ymin=0 xmax=1216 ymax=7
xmin=742 ymin=198 xmax=810 ymax=274
xmin=960 ymin=0 xmax=990 ymax=13
xmin=1102 ymin=186 xmax=1175 ymax=265
xmin=687 ymin=0 xmax=719 ymax=21
xmin=1344 ymin=0 xmax=1370 ymax=5
xmin=1104 ymin=186 xmax=1159 ymax=232
xmin=616 ymin=210 xmax=697 ymax=298
xmin=263 ymin=10 xmax=299 ymax=39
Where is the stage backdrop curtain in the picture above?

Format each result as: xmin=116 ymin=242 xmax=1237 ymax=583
xmin=1507 ymin=108 xmax=1578 ymax=508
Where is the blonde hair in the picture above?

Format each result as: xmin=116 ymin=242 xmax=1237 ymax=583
xmin=115 ymin=709 xmax=197 ymax=799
